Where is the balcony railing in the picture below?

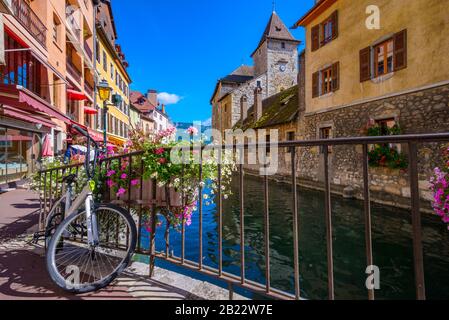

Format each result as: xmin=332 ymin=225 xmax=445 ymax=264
xmin=66 ymin=12 xmax=81 ymax=41
xmin=84 ymin=81 xmax=94 ymax=98
xmin=36 ymin=132 xmax=449 ymax=300
xmin=84 ymin=41 xmax=93 ymax=61
xmin=66 ymin=59 xmax=82 ymax=84
xmin=10 ymin=0 xmax=46 ymax=48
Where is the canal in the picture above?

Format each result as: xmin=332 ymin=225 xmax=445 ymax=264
xmin=142 ymin=174 xmax=449 ymax=300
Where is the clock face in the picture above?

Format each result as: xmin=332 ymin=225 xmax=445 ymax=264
xmin=280 ymin=65 xmax=286 ymax=72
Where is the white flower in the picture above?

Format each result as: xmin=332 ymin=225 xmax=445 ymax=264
xmin=199 ymin=181 xmax=205 ymax=187
xmin=224 ymin=195 xmax=229 ymax=200
xmin=203 ymin=194 xmax=209 ymax=200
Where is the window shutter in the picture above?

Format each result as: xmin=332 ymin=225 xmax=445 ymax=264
xmin=331 ymin=61 xmax=340 ymax=92
xmin=311 ymin=25 xmax=320 ymax=52
xmin=360 ymin=47 xmax=371 ymax=82
xmin=394 ymin=29 xmax=407 ymax=71
xmin=312 ymin=71 xmax=320 ymax=98
xmin=331 ymin=10 xmax=338 ymax=39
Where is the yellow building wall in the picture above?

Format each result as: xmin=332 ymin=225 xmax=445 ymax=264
xmin=95 ymin=37 xmax=130 ymax=126
xmin=304 ymin=0 xmax=449 ymax=114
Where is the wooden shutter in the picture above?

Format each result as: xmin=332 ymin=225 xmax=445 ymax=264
xmin=394 ymin=29 xmax=407 ymax=71
xmin=360 ymin=47 xmax=371 ymax=82
xmin=331 ymin=10 xmax=338 ymax=40
xmin=331 ymin=61 xmax=340 ymax=92
xmin=312 ymin=71 xmax=320 ymax=98
xmin=311 ymin=25 xmax=320 ymax=52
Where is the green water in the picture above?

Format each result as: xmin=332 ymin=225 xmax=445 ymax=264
xmin=143 ymin=174 xmax=449 ymax=300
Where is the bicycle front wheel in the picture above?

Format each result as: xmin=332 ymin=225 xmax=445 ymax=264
xmin=46 ymin=204 xmax=137 ymax=294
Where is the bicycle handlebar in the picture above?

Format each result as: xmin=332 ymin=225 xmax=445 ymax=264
xmin=71 ymin=124 xmax=100 ymax=180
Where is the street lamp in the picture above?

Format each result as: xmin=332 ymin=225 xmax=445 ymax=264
xmin=97 ymin=79 xmax=112 ymax=149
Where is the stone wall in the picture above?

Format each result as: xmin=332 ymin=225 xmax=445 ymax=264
xmin=297 ymin=83 xmax=449 ymax=207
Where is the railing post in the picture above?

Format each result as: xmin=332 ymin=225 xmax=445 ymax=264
xmin=291 ymin=147 xmax=301 ymax=300
xmin=408 ymin=141 xmax=426 ymax=300
xmin=323 ymin=146 xmax=335 ymax=300
xmin=362 ymin=144 xmax=375 ymax=300
xmin=149 ymin=178 xmax=157 ymax=278
xmin=198 ymin=145 xmax=204 ymax=270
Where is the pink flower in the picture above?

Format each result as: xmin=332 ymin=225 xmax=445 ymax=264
xmin=116 ymin=188 xmax=126 ymax=197
xmin=186 ymin=126 xmax=199 ymax=136
xmin=131 ymin=179 xmax=139 ymax=186
xmin=120 ymin=173 xmax=128 ymax=180
xmin=107 ymin=179 xmax=115 ymax=188
xmin=106 ymin=170 xmax=116 ymax=177
xmin=155 ymin=147 xmax=165 ymax=155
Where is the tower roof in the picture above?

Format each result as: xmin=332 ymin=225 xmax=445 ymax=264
xmin=251 ymin=11 xmax=299 ymax=57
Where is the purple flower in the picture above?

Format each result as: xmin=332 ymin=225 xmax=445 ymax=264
xmin=107 ymin=179 xmax=115 ymax=188
xmin=116 ymin=188 xmax=126 ymax=197
xmin=106 ymin=170 xmax=116 ymax=177
xmin=131 ymin=179 xmax=139 ymax=186
xmin=120 ymin=173 xmax=128 ymax=180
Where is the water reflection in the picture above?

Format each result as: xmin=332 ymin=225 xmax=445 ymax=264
xmin=141 ymin=175 xmax=449 ymax=300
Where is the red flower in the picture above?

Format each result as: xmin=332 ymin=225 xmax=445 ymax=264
xmin=158 ymin=158 xmax=167 ymax=164
xmin=155 ymin=147 xmax=165 ymax=155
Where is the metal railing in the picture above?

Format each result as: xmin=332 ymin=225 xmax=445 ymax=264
xmin=66 ymin=12 xmax=81 ymax=41
xmin=84 ymin=41 xmax=93 ymax=61
xmin=66 ymin=59 xmax=82 ymax=84
xmin=37 ymin=133 xmax=449 ymax=300
xmin=84 ymin=81 xmax=94 ymax=98
xmin=10 ymin=0 xmax=47 ymax=48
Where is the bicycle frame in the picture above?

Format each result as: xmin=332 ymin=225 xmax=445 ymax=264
xmin=65 ymin=184 xmax=100 ymax=247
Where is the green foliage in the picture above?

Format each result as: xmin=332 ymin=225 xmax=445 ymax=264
xmin=368 ymin=145 xmax=408 ymax=169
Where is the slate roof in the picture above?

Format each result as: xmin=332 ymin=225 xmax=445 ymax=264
xmin=231 ymin=65 xmax=255 ymax=77
xmin=251 ymin=11 xmax=300 ymax=56
xmin=130 ymin=91 xmax=156 ymax=113
xmin=235 ymin=85 xmax=299 ymax=130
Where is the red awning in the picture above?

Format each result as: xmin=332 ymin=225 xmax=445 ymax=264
xmin=87 ymin=129 xmax=104 ymax=142
xmin=84 ymin=106 xmax=98 ymax=115
xmin=0 ymin=135 xmax=33 ymax=142
xmin=1 ymin=105 xmax=57 ymax=128
xmin=0 ymin=84 xmax=71 ymax=124
xmin=67 ymin=89 xmax=88 ymax=101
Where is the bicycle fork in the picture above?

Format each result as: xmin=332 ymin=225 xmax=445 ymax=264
xmin=85 ymin=192 xmax=100 ymax=247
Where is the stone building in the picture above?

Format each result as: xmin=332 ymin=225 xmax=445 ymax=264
xmin=211 ymin=11 xmax=301 ymax=141
xmin=292 ymin=0 xmax=449 ymax=208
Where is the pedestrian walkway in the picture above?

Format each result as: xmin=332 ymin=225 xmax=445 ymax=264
xmin=0 ymin=189 xmax=240 ymax=300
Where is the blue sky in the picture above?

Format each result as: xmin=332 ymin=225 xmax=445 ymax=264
xmin=113 ymin=0 xmax=315 ymax=123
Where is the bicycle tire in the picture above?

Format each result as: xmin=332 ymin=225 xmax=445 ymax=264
xmin=46 ymin=204 xmax=137 ymax=294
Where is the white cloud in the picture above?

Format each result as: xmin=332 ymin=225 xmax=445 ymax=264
xmin=157 ymin=92 xmax=182 ymax=105
xmin=202 ymin=118 xmax=212 ymax=126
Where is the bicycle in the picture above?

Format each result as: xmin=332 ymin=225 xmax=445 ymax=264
xmin=45 ymin=125 xmax=137 ymax=293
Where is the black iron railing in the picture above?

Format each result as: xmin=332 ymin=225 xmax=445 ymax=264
xmin=10 ymin=0 xmax=47 ymax=48
xmin=37 ymin=133 xmax=449 ymax=300
xmin=66 ymin=59 xmax=82 ymax=84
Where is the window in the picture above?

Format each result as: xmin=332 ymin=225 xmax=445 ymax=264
xmin=374 ymin=39 xmax=394 ymax=77
xmin=52 ymin=75 xmax=59 ymax=108
xmin=312 ymin=62 xmax=339 ymax=98
xmin=103 ymin=51 xmax=107 ymax=72
xmin=265 ymin=134 xmax=271 ymax=155
xmin=110 ymin=63 xmax=114 ymax=79
xmin=360 ymin=29 xmax=407 ymax=82
xmin=321 ymin=18 xmax=333 ymax=46
xmin=96 ymin=40 xmax=100 ymax=62
xmin=321 ymin=66 xmax=332 ymax=95
xmin=52 ymin=14 xmax=61 ymax=44
xmin=319 ymin=127 xmax=332 ymax=153
xmin=376 ymin=118 xmax=396 ymax=135
xmin=311 ymin=11 xmax=338 ymax=51
xmin=286 ymin=131 xmax=295 ymax=153
xmin=281 ymin=42 xmax=286 ymax=49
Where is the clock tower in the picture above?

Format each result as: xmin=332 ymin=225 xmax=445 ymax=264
xmin=251 ymin=11 xmax=301 ymax=96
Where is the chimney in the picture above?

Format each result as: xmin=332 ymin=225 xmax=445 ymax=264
xmin=254 ymin=85 xmax=263 ymax=121
xmin=147 ymin=89 xmax=158 ymax=107
xmin=161 ymin=104 xmax=166 ymax=114
xmin=240 ymin=95 xmax=248 ymax=122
